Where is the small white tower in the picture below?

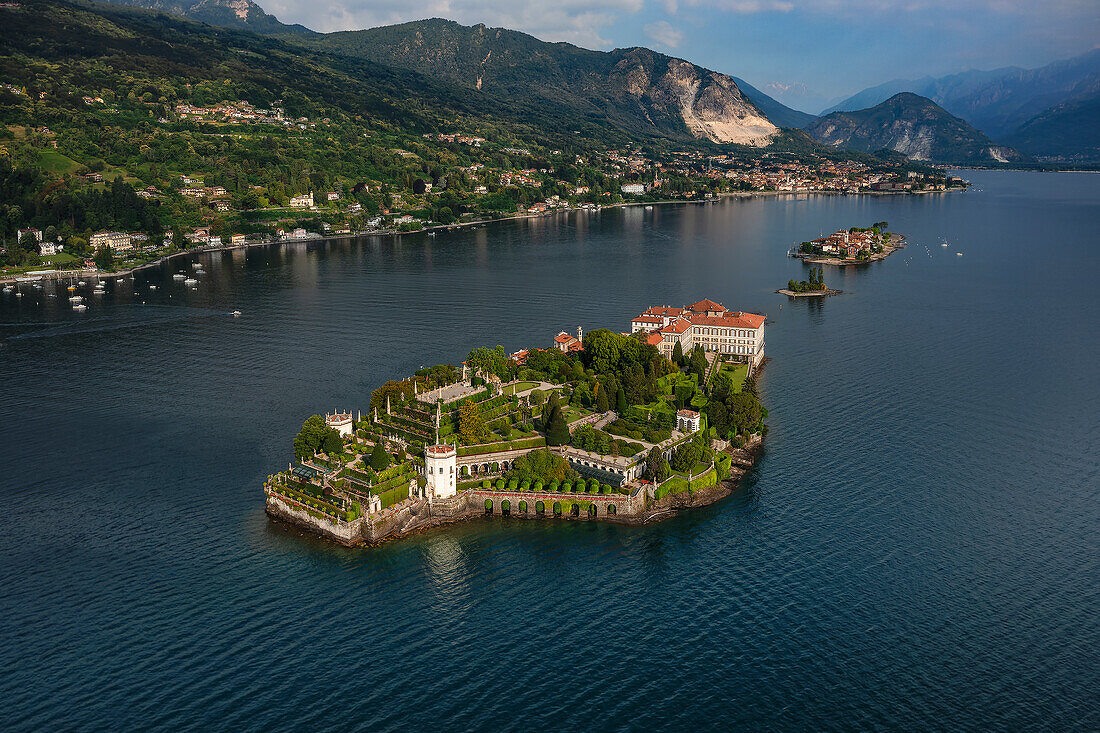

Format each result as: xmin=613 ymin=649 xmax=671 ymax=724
xmin=326 ymin=410 xmax=354 ymax=438
xmin=424 ymin=444 xmax=457 ymax=499
xmin=577 ymin=325 xmax=583 ymax=343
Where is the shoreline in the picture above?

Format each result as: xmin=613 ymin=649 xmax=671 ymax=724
xmin=265 ymin=436 xmax=764 ymax=548
xmin=792 ymin=235 xmax=906 ymax=267
xmin=1 ymin=191 xmax=940 ymax=285
xmin=777 ymin=287 xmax=842 ymax=297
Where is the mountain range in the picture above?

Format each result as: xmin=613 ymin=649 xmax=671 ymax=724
xmin=304 ymin=19 xmax=779 ymax=146
xmin=37 ymin=0 xmax=1100 ymax=164
xmin=806 ymin=93 xmax=1027 ymax=165
xmin=822 ymin=50 xmax=1100 ymax=161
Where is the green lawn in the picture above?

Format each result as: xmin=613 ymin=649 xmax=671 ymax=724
xmin=562 ymin=407 xmax=595 ymax=423
xmin=40 ymin=252 xmax=81 ymax=266
xmin=720 ymin=362 xmax=749 ymax=392
xmin=38 ymin=149 xmax=82 ymax=176
xmin=504 ymin=381 xmax=540 ymax=395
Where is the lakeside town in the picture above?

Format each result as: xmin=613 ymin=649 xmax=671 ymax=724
xmin=3 ymin=85 xmax=967 ymax=284
xmin=264 ymin=299 xmax=769 ymax=545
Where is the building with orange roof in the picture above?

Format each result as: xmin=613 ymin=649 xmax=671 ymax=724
xmin=553 ymin=326 xmax=584 ymax=353
xmin=631 ymin=298 xmax=766 ymax=369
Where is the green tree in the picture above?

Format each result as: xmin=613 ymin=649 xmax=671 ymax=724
xmin=688 ymin=346 xmax=708 ymax=382
xmin=644 ymin=447 xmax=670 ymax=482
xmin=321 ymin=429 xmax=343 ymax=455
xmin=616 ymin=387 xmax=627 ymax=413
xmin=728 ymin=392 xmax=764 ymax=436
xmin=507 ymin=448 xmax=576 ymax=483
xmin=672 ymin=340 xmax=684 ymax=365
xmin=545 ymin=402 xmax=570 ymax=446
xmin=369 ymin=443 xmax=391 ymax=471
xmin=93 ymin=246 xmax=114 ymax=270
xmin=293 ymin=415 xmax=327 ymax=461
xmin=541 ymin=391 xmax=560 ymax=431
xmin=596 ymin=384 xmax=609 ymax=412
xmin=459 ymin=401 xmax=490 ymax=442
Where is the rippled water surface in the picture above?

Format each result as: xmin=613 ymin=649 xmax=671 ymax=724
xmin=1 ymin=171 xmax=1097 ymax=731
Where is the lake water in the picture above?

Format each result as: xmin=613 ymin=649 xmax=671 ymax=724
xmin=1 ymin=171 xmax=1097 ymax=731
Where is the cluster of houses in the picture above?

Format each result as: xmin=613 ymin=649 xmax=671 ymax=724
xmin=424 ymin=132 xmax=486 ymax=147
xmin=804 ymin=228 xmax=882 ymax=259
xmin=15 ymin=227 xmax=63 ymax=256
xmin=499 ymin=171 xmax=542 ymax=187
xmin=172 ymin=101 xmax=289 ymax=125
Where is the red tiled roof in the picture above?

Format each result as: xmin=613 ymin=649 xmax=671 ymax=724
xmin=687 ymin=298 xmax=725 ymax=312
xmin=645 ymin=306 xmax=685 ymax=317
xmin=660 ymin=318 xmax=692 ymax=334
xmin=633 ymin=315 xmax=664 ymax=324
xmin=689 ymin=312 xmax=765 ymax=329
xmin=643 ymin=332 xmax=663 ymax=346
xmin=677 ymin=409 xmax=699 ymax=417
xmin=554 ymin=332 xmax=575 ymax=344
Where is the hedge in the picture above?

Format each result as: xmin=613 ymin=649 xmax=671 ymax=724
xmin=378 ymin=482 xmax=410 ymax=508
xmin=457 ymin=436 xmax=546 ymax=456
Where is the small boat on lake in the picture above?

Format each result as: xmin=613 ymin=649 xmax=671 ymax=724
xmin=73 ymin=303 xmax=87 ymax=311
xmin=184 ymin=278 xmax=198 ymax=285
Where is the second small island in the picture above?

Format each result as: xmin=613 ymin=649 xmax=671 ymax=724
xmin=778 ymin=267 xmax=841 ymax=297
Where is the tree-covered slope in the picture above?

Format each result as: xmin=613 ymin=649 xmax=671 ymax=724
xmin=294 ymin=18 xmax=778 ymax=145
xmin=806 ymin=93 xmax=1028 ymax=165
xmin=99 ymin=0 xmax=313 ymax=34
xmin=1005 ymin=93 xmax=1100 ymax=164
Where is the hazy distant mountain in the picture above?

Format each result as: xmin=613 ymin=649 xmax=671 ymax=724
xmin=100 ymin=0 xmax=312 ymax=34
xmin=301 ymin=19 xmax=778 ymax=145
xmin=822 ymin=49 xmax=1100 ymax=140
xmin=806 ymin=93 xmax=1027 ymax=165
xmin=1005 ymin=92 xmax=1100 ymax=163
xmin=732 ymin=78 xmax=816 ymax=129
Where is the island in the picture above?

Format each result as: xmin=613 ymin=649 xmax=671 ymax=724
xmin=778 ymin=267 xmax=841 ymax=297
xmin=264 ymin=299 xmax=769 ymax=545
xmin=790 ymin=222 xmax=905 ymax=265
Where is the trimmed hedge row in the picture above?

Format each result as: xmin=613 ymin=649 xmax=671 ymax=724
xmin=457 ymin=436 xmax=546 ymax=456
xmin=377 ymin=482 xmax=411 ymax=508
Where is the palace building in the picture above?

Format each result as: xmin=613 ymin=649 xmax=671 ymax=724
xmin=630 ymin=299 xmax=766 ymax=368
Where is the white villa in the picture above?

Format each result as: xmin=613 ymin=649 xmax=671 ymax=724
xmin=631 ymin=298 xmax=766 ymax=368
xmin=289 ymin=192 xmax=314 ymax=208
xmin=89 ymin=231 xmax=133 ymax=252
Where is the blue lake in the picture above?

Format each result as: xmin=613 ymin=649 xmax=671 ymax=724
xmin=1 ymin=170 xmax=1097 ymax=730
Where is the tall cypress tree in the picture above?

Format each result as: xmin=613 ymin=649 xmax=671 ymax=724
xmin=542 ymin=391 xmax=560 ymax=431
xmin=545 ymin=404 xmax=570 ymax=446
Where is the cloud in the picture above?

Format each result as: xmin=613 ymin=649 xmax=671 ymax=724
xmin=686 ymin=0 xmax=1098 ymax=17
xmin=643 ymin=20 xmax=684 ymax=48
xmin=263 ymin=0 xmax=643 ymax=47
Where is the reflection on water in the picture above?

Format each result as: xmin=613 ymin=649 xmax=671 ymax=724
xmin=1 ymin=172 xmax=1098 ymax=731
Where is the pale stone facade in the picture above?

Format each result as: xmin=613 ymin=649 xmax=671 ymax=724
xmin=425 ymin=444 xmax=457 ymax=499
xmin=631 ymin=298 xmax=766 ymax=368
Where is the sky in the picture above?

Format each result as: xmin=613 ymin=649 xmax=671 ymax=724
xmin=262 ymin=0 xmax=1100 ymax=113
